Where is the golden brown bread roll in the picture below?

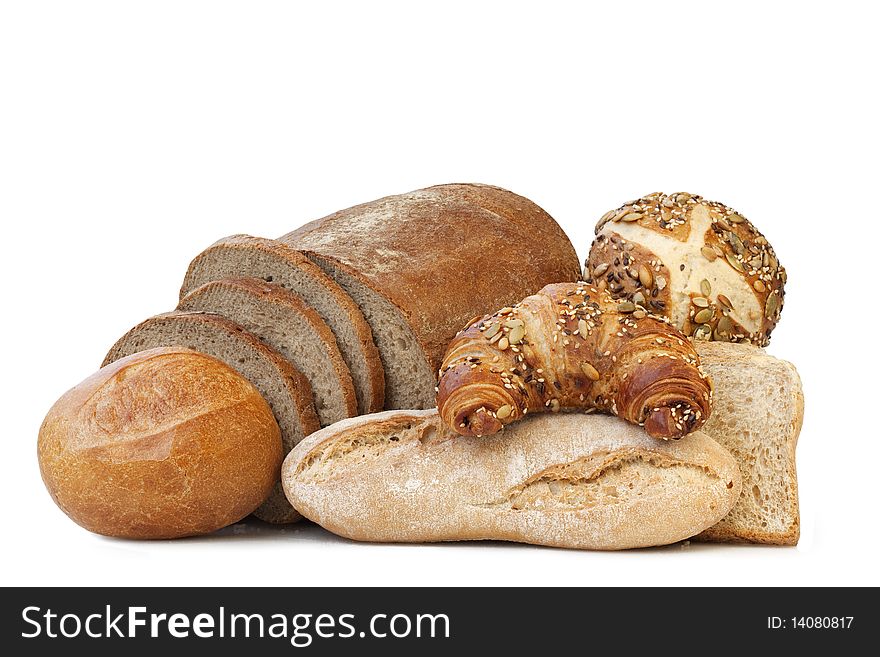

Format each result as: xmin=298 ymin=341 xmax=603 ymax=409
xmin=436 ymin=282 xmax=712 ymax=440
xmin=38 ymin=347 xmax=282 ymax=539
xmin=585 ymin=192 xmax=786 ymax=345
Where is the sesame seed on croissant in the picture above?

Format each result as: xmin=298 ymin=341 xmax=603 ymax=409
xmin=436 ymin=282 xmax=713 ymax=440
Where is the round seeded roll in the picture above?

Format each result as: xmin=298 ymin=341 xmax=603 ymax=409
xmin=584 ymin=192 xmax=786 ymax=346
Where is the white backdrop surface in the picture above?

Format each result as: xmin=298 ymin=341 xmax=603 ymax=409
xmin=1 ymin=1 xmax=877 ymax=586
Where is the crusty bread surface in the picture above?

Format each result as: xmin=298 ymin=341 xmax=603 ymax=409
xmin=280 ymin=183 xmax=582 ymax=409
xmin=283 ymin=410 xmax=741 ymax=550
xmin=39 ymin=347 xmax=282 ymax=539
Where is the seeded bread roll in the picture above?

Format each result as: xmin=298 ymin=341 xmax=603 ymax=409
xmin=279 ymin=183 xmax=581 ymax=410
xmin=180 ymin=235 xmax=384 ymax=415
xmin=283 ymin=410 xmax=742 ymax=550
xmin=39 ymin=348 xmax=282 ymax=539
xmin=585 ymin=192 xmax=786 ymax=345
xmin=178 ymin=278 xmax=358 ymax=427
xmin=104 ymin=311 xmax=320 ymax=523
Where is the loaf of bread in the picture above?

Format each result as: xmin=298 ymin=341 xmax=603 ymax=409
xmin=181 ymin=235 xmax=384 ymax=415
xmin=437 ymin=282 xmax=712 ymax=440
xmin=178 ymin=278 xmax=358 ymax=427
xmin=279 ymin=183 xmax=582 ymax=410
xmin=104 ymin=311 xmax=320 ymax=523
xmin=283 ymin=410 xmax=741 ymax=550
xmin=39 ymin=348 xmax=282 ymax=539
xmin=694 ymin=342 xmax=803 ymax=544
xmin=585 ymin=192 xmax=786 ymax=345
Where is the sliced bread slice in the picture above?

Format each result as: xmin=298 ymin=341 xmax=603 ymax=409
xmin=180 ymin=235 xmax=384 ymax=415
xmin=694 ymin=341 xmax=804 ymax=544
xmin=300 ymin=255 xmax=436 ymax=409
xmin=103 ymin=311 xmax=321 ymax=524
xmin=178 ymin=278 xmax=357 ymax=427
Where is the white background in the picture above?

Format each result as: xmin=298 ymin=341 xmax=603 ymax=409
xmin=2 ymin=1 xmax=878 ymax=587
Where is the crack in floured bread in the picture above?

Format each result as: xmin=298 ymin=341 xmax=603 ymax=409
xmin=494 ymin=450 xmax=721 ymax=511
xmin=295 ymin=417 xmax=445 ymax=483
xmin=298 ymin=431 xmax=407 ymax=483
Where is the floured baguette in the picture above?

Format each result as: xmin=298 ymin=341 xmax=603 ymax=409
xmin=283 ymin=410 xmax=741 ymax=550
xmin=694 ymin=342 xmax=803 ymax=544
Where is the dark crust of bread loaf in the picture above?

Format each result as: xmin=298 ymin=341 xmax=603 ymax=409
xmin=278 ymin=183 xmax=582 ymax=374
xmin=178 ymin=277 xmax=359 ymax=421
xmin=179 ymin=235 xmax=384 ymax=413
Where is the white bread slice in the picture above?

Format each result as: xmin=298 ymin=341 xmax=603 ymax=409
xmin=283 ymin=410 xmax=741 ymax=550
xmin=178 ymin=278 xmax=358 ymax=427
xmin=104 ymin=311 xmax=321 ymax=524
xmin=694 ymin=342 xmax=803 ymax=544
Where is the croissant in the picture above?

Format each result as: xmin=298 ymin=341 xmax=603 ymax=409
xmin=436 ymin=282 xmax=712 ymax=440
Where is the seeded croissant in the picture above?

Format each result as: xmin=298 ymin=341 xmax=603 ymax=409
xmin=436 ymin=282 xmax=712 ymax=440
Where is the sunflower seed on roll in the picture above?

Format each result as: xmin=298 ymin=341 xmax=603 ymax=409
xmin=586 ymin=192 xmax=786 ymax=346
